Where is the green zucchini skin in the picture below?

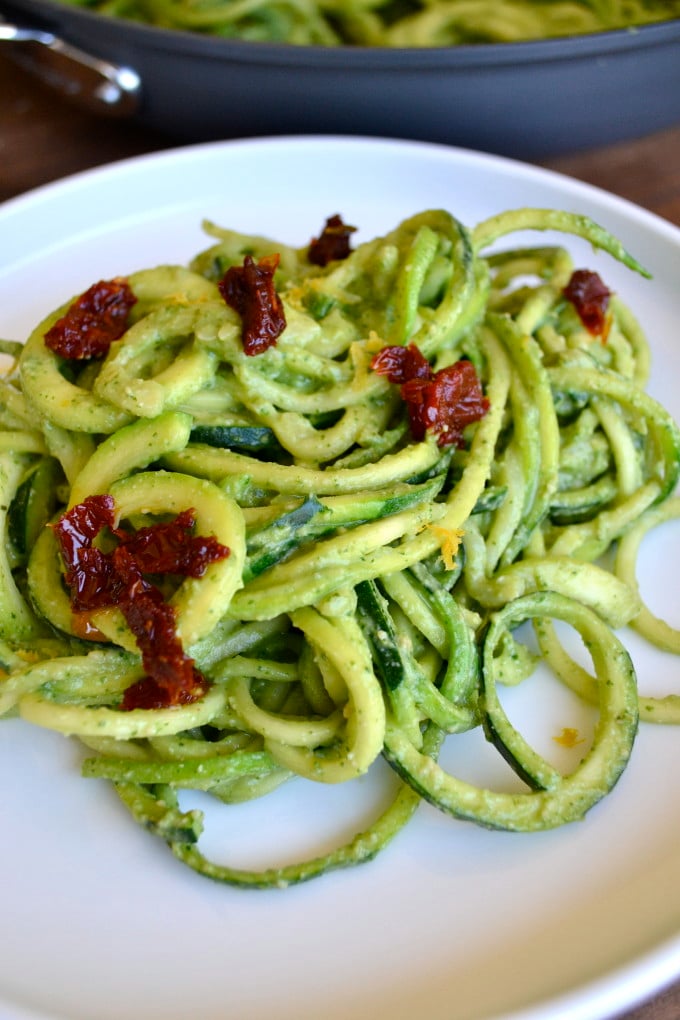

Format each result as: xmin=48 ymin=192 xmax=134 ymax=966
xmin=243 ymin=474 xmax=446 ymax=582
xmin=245 ymin=496 xmax=324 ymax=580
xmin=356 ymin=579 xmax=406 ymax=692
xmin=472 ymin=484 xmax=507 ymax=515
xmin=170 ymin=797 xmax=413 ymax=888
xmin=549 ymin=475 xmax=618 ymax=525
xmin=189 ymin=424 xmax=283 ymax=455
xmin=8 ymin=457 xmax=60 ymax=563
xmin=384 ymin=591 xmax=638 ymax=832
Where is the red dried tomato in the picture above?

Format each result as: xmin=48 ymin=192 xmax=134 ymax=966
xmin=219 ymin=253 xmax=286 ymax=356
xmin=370 ymin=343 xmax=432 ymax=384
xmin=372 ymin=343 xmax=489 ymax=447
xmin=65 ymin=546 xmax=126 ymax=613
xmin=44 ymin=278 xmax=137 ymax=360
xmin=52 ymin=494 xmax=116 ymax=557
xmin=50 ymin=495 xmax=123 ymax=611
xmin=402 ymin=361 xmax=490 ymax=447
xmin=112 ymin=547 xmax=207 ymax=711
xmin=52 ymin=498 xmax=230 ymax=709
xmin=116 ymin=508 xmax=230 ymax=577
xmin=308 ymin=214 xmax=356 ymax=267
xmin=563 ymin=269 xmax=611 ymax=338
xmin=121 ymin=671 xmax=208 ymax=711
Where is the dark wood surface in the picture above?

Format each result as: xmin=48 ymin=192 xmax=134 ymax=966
xmin=1 ymin=46 xmax=680 ymax=1020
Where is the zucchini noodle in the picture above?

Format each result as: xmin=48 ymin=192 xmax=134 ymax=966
xmin=56 ymin=0 xmax=680 ymax=46
xmin=1 ymin=206 xmax=679 ymax=887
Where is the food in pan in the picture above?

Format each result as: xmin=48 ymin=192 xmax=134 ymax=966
xmin=56 ymin=0 xmax=680 ymax=46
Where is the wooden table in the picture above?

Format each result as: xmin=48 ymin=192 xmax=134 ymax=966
xmin=1 ymin=47 xmax=680 ymax=1020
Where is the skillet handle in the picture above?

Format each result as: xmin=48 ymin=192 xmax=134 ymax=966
xmin=0 ymin=17 xmax=140 ymax=116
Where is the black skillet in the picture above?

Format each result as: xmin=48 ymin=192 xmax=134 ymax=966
xmin=1 ymin=0 xmax=679 ymax=158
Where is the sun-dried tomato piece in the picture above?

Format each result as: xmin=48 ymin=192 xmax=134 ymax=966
xmin=44 ymin=278 xmax=137 ymax=360
xmin=371 ymin=344 xmax=489 ymax=448
xmin=52 ymin=497 xmax=231 ymax=709
xmin=52 ymin=493 xmax=116 ymax=553
xmin=112 ymin=547 xmax=206 ymax=710
xmin=308 ymin=214 xmax=356 ymax=267
xmin=402 ymin=360 xmax=490 ymax=447
xmin=563 ymin=269 xmax=611 ymax=338
xmin=66 ymin=546 xmax=126 ymax=612
xmin=219 ymin=254 xmax=286 ymax=356
xmin=121 ymin=671 xmax=208 ymax=711
xmin=116 ymin=508 xmax=230 ymax=577
xmin=51 ymin=495 xmax=122 ymax=610
xmin=370 ymin=343 xmax=432 ymax=384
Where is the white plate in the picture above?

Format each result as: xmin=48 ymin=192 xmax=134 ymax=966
xmin=1 ymin=136 xmax=679 ymax=1020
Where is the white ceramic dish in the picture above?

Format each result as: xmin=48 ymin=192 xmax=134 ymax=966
xmin=0 ymin=136 xmax=679 ymax=1020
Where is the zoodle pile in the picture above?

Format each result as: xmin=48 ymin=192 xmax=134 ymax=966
xmin=1 ymin=207 xmax=679 ymax=887
xmin=58 ymin=0 xmax=680 ymax=47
